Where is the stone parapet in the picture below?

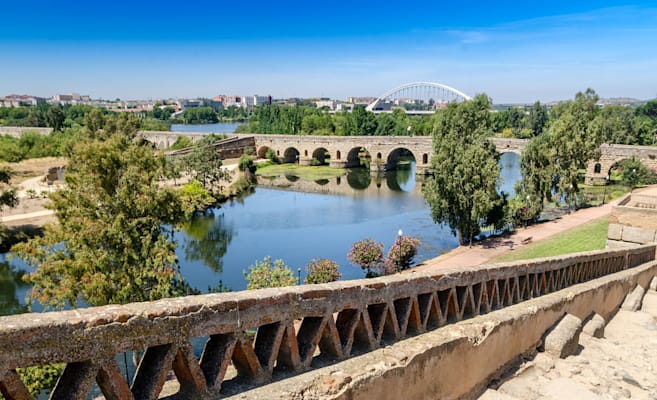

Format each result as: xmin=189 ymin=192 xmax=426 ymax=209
xmin=0 ymin=245 xmax=654 ymax=399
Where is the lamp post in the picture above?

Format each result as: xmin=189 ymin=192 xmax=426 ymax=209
xmin=297 ymin=268 xmax=301 ymax=285
xmin=525 ymin=194 xmax=530 ymax=228
xmin=602 ymin=175 xmax=609 ymax=205
xmin=397 ymin=229 xmax=403 ymax=271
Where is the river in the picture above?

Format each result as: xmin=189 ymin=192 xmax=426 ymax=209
xmin=170 ymin=122 xmax=243 ymax=133
xmin=0 ymin=150 xmax=521 ymax=315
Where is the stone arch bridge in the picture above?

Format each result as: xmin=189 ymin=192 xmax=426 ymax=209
xmin=140 ymin=131 xmax=657 ymax=183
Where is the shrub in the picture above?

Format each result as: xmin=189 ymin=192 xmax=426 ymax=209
xmin=238 ymin=154 xmax=257 ymax=173
xmin=386 ymin=235 xmax=421 ymax=272
xmin=347 ymin=238 xmax=384 ymax=277
xmin=305 ymin=258 xmax=341 ymax=284
xmin=244 ymin=257 xmax=296 ymax=290
xmin=265 ymin=148 xmax=279 ymax=163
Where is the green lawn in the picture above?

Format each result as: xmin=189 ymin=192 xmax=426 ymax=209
xmin=493 ymin=216 xmax=609 ymax=263
xmin=256 ymin=164 xmax=346 ymax=180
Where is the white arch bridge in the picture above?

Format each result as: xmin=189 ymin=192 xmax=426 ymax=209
xmin=366 ymin=82 xmax=471 ymax=113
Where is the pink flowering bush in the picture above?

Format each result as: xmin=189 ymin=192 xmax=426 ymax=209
xmin=386 ymin=235 xmax=421 ymax=272
xmin=347 ymin=238 xmax=384 ymax=277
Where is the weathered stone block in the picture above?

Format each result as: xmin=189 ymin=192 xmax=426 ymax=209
xmin=581 ymin=313 xmax=605 ymax=338
xmin=543 ymin=314 xmax=582 ymax=359
xmin=621 ymin=226 xmax=656 ymax=244
xmin=621 ymin=285 xmax=646 ymax=311
xmin=607 ymin=223 xmax=623 ymax=241
xmin=650 ymin=277 xmax=657 ymax=291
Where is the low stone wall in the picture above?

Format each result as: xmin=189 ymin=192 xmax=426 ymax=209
xmin=0 ymin=245 xmax=654 ymax=400
xmin=608 ymin=194 xmax=657 ymax=248
xmin=0 ymin=126 xmax=53 ymax=137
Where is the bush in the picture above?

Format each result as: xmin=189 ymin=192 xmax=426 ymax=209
xmin=238 ymin=154 xmax=257 ymax=173
xmin=347 ymin=238 xmax=384 ymax=277
xmin=244 ymin=257 xmax=296 ymax=290
xmin=265 ymin=148 xmax=280 ymax=163
xmin=178 ymin=180 xmax=215 ymax=217
xmin=386 ymin=235 xmax=421 ymax=272
xmin=305 ymin=258 xmax=341 ymax=284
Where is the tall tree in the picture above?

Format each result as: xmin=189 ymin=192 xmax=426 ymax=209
xmin=526 ymin=101 xmax=548 ymax=136
xmin=423 ymin=94 xmax=500 ymax=245
xmin=547 ymin=88 xmax=603 ymax=208
xmin=182 ymin=135 xmax=230 ymax=195
xmin=12 ymin=133 xmax=188 ymax=308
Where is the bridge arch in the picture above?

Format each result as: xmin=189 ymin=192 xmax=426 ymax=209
xmin=257 ymin=146 xmax=272 ymax=159
xmin=311 ymin=147 xmax=330 ymax=165
xmin=283 ymin=147 xmax=300 ymax=163
xmin=346 ymin=147 xmax=372 ymax=169
xmin=367 ymin=82 xmax=471 ymax=112
xmin=386 ymin=148 xmax=416 ymax=171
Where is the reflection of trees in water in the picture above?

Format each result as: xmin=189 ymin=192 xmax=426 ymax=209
xmin=181 ymin=211 xmax=234 ymax=273
xmin=0 ymin=260 xmax=28 ymax=316
xmin=346 ymin=169 xmax=371 ymax=190
xmin=385 ymin=160 xmax=416 ymax=192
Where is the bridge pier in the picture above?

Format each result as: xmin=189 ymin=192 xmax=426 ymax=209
xmin=329 ymin=160 xmax=347 ymax=169
xmin=298 ymin=157 xmax=312 ymax=166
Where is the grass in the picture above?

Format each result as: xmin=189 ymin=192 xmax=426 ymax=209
xmin=493 ymin=216 xmax=610 ymax=263
xmin=256 ymin=163 xmax=346 ymax=181
xmin=1 ymin=157 xmax=67 ymax=184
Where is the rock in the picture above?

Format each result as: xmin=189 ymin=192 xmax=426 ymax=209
xmin=582 ymin=313 xmax=606 ymax=338
xmin=540 ymin=377 xmax=600 ymax=400
xmin=543 ymin=314 xmax=583 ymax=359
xmin=622 ymin=373 xmax=643 ymax=389
xmin=478 ymin=389 xmax=519 ymax=399
xmin=621 ymin=285 xmax=646 ymax=311
xmin=650 ymin=277 xmax=657 ymax=292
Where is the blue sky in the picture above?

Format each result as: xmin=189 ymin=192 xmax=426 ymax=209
xmin=2 ymin=1 xmax=657 ymax=103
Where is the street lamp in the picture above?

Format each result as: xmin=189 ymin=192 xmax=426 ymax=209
xmin=602 ymin=175 xmax=609 ymax=205
xmin=397 ymin=229 xmax=403 ymax=271
xmin=525 ymin=195 xmax=531 ymax=228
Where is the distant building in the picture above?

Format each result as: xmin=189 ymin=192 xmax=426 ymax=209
xmin=50 ymin=93 xmax=90 ymax=105
xmin=0 ymin=94 xmax=46 ymax=107
xmin=315 ymin=100 xmax=337 ymax=110
xmin=347 ymin=96 xmax=376 ymax=105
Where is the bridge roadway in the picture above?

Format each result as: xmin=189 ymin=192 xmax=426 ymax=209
xmin=0 ymin=246 xmax=654 ymax=399
xmin=141 ymin=130 xmax=657 ymax=184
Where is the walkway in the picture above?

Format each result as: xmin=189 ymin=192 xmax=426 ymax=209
xmin=412 ymin=201 xmax=616 ymax=272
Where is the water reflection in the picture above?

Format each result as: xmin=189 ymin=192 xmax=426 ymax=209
xmin=0 ymin=260 xmax=29 ymax=316
xmin=179 ymin=211 xmax=234 ymax=273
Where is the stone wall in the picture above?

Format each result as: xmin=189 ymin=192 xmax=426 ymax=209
xmin=0 ymin=126 xmax=53 ymax=137
xmin=608 ymin=194 xmax=657 ymax=248
xmin=0 ymin=245 xmax=654 ymax=400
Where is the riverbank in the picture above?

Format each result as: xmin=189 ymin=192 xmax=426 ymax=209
xmin=411 ymin=198 xmax=622 ymax=272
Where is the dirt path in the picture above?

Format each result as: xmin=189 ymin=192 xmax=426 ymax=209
xmin=412 ymin=200 xmax=618 ymax=272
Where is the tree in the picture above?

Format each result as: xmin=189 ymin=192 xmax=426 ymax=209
xmin=244 ymin=257 xmax=296 ymax=290
xmin=12 ymin=133 xmax=189 ymax=308
xmin=0 ymin=167 xmax=19 ymax=243
xmin=423 ymin=94 xmax=500 ymax=245
xmin=304 ymin=259 xmax=341 ymax=284
xmin=592 ymin=105 xmax=638 ymax=145
xmin=182 ymin=135 xmax=230 ymax=195
xmin=526 ymin=101 xmax=548 ymax=136
xmin=620 ymin=156 xmax=657 ymax=189
xmin=45 ymin=106 xmax=66 ymax=132
xmin=386 ymin=235 xmax=421 ymax=272
xmin=347 ymin=238 xmax=384 ymax=277
xmin=547 ymin=88 xmax=603 ymax=209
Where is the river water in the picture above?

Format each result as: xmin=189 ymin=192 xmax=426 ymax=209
xmin=170 ymin=122 xmax=243 ymax=133
xmin=0 ymin=144 xmax=521 ymax=315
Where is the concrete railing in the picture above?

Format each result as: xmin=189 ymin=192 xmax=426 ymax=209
xmin=0 ymin=245 xmax=655 ymax=399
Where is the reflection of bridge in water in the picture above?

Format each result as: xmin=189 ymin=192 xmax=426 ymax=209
xmin=255 ymin=167 xmax=424 ymax=197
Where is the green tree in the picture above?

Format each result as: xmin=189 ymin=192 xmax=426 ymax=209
xmin=12 ymin=133 xmax=188 ymax=308
xmin=526 ymin=101 xmax=548 ymax=136
xmin=244 ymin=257 xmax=296 ymax=289
xmin=592 ymin=105 xmax=638 ymax=145
xmin=304 ymin=258 xmax=341 ymax=284
xmin=423 ymin=94 xmax=500 ymax=245
xmin=45 ymin=106 xmax=66 ymax=132
xmin=0 ymin=167 xmax=19 ymax=243
xmin=620 ymin=156 xmax=657 ymax=189
xmin=182 ymin=135 xmax=230 ymax=195
xmin=547 ymin=89 xmax=603 ymax=209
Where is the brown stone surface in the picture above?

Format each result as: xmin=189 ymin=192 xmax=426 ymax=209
xmin=543 ymin=314 xmax=583 ymax=359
